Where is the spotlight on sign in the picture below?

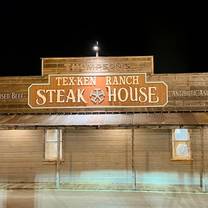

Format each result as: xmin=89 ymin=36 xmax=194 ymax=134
xmin=93 ymin=41 xmax=99 ymax=57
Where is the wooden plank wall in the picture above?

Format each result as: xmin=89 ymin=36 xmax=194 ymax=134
xmin=42 ymin=56 xmax=154 ymax=76
xmin=61 ymin=129 xmax=133 ymax=189
xmin=150 ymin=73 xmax=208 ymax=112
xmin=0 ymin=128 xmax=207 ymax=191
xmin=134 ymin=129 xmax=202 ymax=191
xmin=0 ymin=130 xmax=55 ymax=183
xmin=62 ymin=128 xmax=206 ymax=191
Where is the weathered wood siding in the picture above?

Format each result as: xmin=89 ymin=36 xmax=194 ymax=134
xmin=42 ymin=56 xmax=154 ymax=76
xmin=61 ymin=128 xmax=206 ymax=191
xmin=0 ymin=130 xmax=55 ymax=183
xmin=134 ymin=129 xmax=202 ymax=191
xmin=0 ymin=128 xmax=207 ymax=191
xmin=61 ymin=129 xmax=133 ymax=189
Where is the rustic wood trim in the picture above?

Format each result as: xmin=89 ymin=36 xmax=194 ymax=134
xmin=200 ymin=127 xmax=205 ymax=192
xmin=131 ymin=128 xmax=136 ymax=190
xmin=55 ymin=129 xmax=62 ymax=188
xmin=170 ymin=159 xmax=193 ymax=161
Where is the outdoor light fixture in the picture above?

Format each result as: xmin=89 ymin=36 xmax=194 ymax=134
xmin=93 ymin=41 xmax=99 ymax=57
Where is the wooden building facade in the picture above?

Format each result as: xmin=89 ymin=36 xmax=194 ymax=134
xmin=0 ymin=56 xmax=208 ymax=192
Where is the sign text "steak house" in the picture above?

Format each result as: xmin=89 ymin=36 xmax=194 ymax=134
xmin=28 ymin=73 xmax=168 ymax=109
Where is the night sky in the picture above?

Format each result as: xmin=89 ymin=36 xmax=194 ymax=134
xmin=0 ymin=2 xmax=208 ymax=76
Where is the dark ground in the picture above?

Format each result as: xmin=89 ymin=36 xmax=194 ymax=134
xmin=1 ymin=190 xmax=208 ymax=208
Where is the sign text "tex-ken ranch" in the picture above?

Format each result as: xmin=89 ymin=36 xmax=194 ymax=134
xmin=28 ymin=73 xmax=168 ymax=109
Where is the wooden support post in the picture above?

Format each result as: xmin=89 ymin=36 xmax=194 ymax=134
xmin=200 ymin=127 xmax=205 ymax=192
xmin=56 ymin=129 xmax=62 ymax=189
xmin=132 ymin=128 xmax=136 ymax=190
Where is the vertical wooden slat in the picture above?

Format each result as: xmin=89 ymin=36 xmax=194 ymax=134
xmin=200 ymin=127 xmax=205 ymax=192
xmin=131 ymin=128 xmax=136 ymax=190
xmin=55 ymin=129 xmax=62 ymax=188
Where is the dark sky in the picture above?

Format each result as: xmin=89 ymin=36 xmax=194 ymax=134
xmin=0 ymin=1 xmax=208 ymax=76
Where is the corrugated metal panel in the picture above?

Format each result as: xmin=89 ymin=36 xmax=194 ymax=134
xmin=0 ymin=113 xmax=208 ymax=127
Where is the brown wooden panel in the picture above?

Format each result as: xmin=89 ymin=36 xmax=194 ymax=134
xmin=134 ymin=128 xmax=202 ymax=191
xmin=61 ymin=129 xmax=132 ymax=188
xmin=0 ymin=130 xmax=56 ymax=183
xmin=0 ymin=127 xmax=207 ymax=191
xmin=42 ymin=56 xmax=154 ymax=75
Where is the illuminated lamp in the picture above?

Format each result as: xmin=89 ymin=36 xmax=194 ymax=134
xmin=93 ymin=41 xmax=99 ymax=57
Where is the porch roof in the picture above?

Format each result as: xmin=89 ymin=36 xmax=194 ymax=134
xmin=0 ymin=112 xmax=208 ymax=128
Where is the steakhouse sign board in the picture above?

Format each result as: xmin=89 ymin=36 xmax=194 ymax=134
xmin=28 ymin=73 xmax=168 ymax=109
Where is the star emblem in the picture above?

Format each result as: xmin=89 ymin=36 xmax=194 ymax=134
xmin=90 ymin=89 xmax=105 ymax=104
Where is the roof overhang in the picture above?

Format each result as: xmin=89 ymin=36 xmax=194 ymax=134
xmin=0 ymin=113 xmax=208 ymax=128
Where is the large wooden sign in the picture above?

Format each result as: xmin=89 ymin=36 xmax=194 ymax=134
xmin=0 ymin=56 xmax=208 ymax=113
xmin=28 ymin=73 xmax=168 ymax=108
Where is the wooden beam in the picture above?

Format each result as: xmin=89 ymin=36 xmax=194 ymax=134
xmin=55 ymin=129 xmax=62 ymax=189
xmin=131 ymin=128 xmax=136 ymax=190
xmin=200 ymin=127 xmax=206 ymax=192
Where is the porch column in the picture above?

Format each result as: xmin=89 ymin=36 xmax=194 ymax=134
xmin=200 ymin=127 xmax=206 ymax=192
xmin=56 ymin=129 xmax=62 ymax=189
